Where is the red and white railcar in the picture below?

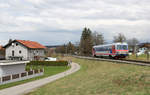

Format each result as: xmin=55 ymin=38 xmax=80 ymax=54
xmin=92 ymin=43 xmax=128 ymax=58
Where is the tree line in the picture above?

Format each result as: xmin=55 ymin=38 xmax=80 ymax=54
xmin=55 ymin=27 xmax=139 ymax=56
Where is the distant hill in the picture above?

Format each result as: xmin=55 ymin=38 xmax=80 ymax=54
xmin=45 ymin=45 xmax=62 ymax=48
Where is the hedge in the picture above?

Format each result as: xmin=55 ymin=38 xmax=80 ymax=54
xmin=27 ymin=61 xmax=69 ymax=66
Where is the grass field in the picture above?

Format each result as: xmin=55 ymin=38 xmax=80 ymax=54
xmin=0 ymin=65 xmax=69 ymax=90
xmin=127 ymin=54 xmax=150 ymax=61
xmin=27 ymin=57 xmax=150 ymax=95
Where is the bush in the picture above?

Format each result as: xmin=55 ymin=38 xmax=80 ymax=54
xmin=27 ymin=61 xmax=68 ymax=66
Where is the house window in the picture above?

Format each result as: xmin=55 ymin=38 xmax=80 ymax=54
xmin=33 ymin=51 xmax=36 ymax=55
xmin=19 ymin=50 xmax=21 ymax=54
xmin=16 ymin=43 xmax=18 ymax=46
xmin=12 ymin=50 xmax=14 ymax=56
xmin=36 ymin=51 xmax=39 ymax=55
xmin=12 ymin=43 xmax=14 ymax=47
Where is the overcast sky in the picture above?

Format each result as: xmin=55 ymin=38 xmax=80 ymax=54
xmin=0 ymin=0 xmax=150 ymax=45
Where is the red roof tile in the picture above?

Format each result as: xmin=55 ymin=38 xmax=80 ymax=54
xmin=0 ymin=46 xmax=2 ymax=49
xmin=16 ymin=40 xmax=46 ymax=49
xmin=0 ymin=45 xmax=4 ymax=50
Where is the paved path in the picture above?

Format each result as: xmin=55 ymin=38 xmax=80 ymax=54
xmin=0 ymin=62 xmax=80 ymax=95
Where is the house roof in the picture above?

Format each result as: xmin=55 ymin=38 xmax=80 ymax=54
xmin=4 ymin=40 xmax=46 ymax=49
xmin=0 ymin=46 xmax=2 ymax=49
xmin=138 ymin=43 xmax=150 ymax=48
xmin=0 ymin=45 xmax=4 ymax=50
xmin=16 ymin=40 xmax=46 ymax=49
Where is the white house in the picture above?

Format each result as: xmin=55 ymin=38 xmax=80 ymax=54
xmin=4 ymin=40 xmax=46 ymax=61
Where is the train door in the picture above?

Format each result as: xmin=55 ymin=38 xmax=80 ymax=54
xmin=112 ymin=45 xmax=116 ymax=54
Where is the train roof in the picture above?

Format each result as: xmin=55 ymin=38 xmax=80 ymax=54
xmin=93 ymin=42 xmax=128 ymax=48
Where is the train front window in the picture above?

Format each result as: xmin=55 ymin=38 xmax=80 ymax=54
xmin=117 ymin=45 xmax=128 ymax=50
xmin=117 ymin=45 xmax=122 ymax=50
xmin=122 ymin=45 xmax=128 ymax=50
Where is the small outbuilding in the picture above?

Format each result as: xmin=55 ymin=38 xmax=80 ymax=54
xmin=0 ymin=61 xmax=29 ymax=76
xmin=4 ymin=40 xmax=46 ymax=61
xmin=0 ymin=61 xmax=44 ymax=85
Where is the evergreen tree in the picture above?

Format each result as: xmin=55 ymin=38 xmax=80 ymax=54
xmin=80 ymin=27 xmax=93 ymax=56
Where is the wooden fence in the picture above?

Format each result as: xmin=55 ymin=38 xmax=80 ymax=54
xmin=0 ymin=68 xmax=44 ymax=85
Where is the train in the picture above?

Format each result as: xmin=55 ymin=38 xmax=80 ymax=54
xmin=92 ymin=43 xmax=129 ymax=58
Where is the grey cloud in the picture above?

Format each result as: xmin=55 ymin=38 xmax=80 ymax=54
xmin=0 ymin=0 xmax=150 ymax=45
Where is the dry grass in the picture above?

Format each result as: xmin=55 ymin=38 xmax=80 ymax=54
xmin=27 ymin=57 xmax=150 ymax=95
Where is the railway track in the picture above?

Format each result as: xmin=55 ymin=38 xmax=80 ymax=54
xmin=72 ymin=55 xmax=150 ymax=67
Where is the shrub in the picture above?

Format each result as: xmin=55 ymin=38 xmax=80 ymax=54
xmin=27 ymin=61 xmax=68 ymax=66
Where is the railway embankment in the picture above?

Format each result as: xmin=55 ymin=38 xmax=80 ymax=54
xmin=73 ymin=55 xmax=150 ymax=67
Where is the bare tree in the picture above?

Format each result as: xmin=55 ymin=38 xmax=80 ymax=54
xmin=74 ymin=41 xmax=80 ymax=55
xmin=113 ymin=33 xmax=126 ymax=43
xmin=55 ymin=45 xmax=66 ymax=54
xmin=67 ymin=42 xmax=75 ymax=54
xmin=127 ymin=38 xmax=139 ymax=53
xmin=92 ymin=31 xmax=104 ymax=45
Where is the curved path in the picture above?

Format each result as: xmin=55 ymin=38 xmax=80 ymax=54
xmin=0 ymin=62 xmax=80 ymax=95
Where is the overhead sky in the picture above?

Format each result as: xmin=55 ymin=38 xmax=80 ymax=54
xmin=0 ymin=0 xmax=150 ymax=45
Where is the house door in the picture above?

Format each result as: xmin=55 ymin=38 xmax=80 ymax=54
xmin=12 ymin=50 xmax=14 ymax=56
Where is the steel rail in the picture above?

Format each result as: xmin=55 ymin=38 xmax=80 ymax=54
xmin=72 ymin=55 xmax=150 ymax=67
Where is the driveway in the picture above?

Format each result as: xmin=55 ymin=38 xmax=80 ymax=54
xmin=0 ymin=62 xmax=80 ymax=95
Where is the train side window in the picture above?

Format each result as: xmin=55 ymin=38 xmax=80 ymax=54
xmin=98 ymin=48 xmax=100 ymax=51
xmin=117 ymin=45 xmax=121 ymax=50
xmin=97 ymin=48 xmax=99 ymax=51
xmin=105 ymin=47 xmax=107 ymax=51
xmin=102 ymin=47 xmax=104 ymax=51
xmin=99 ymin=48 xmax=101 ymax=51
xmin=100 ymin=47 xmax=102 ymax=51
xmin=95 ymin=48 xmax=98 ymax=51
xmin=96 ymin=48 xmax=98 ymax=51
xmin=100 ymin=48 xmax=102 ymax=51
xmin=108 ymin=47 xmax=110 ymax=50
xmin=108 ymin=46 xmax=111 ymax=51
xmin=96 ymin=48 xmax=100 ymax=51
xmin=107 ymin=46 xmax=109 ymax=51
xmin=106 ymin=46 xmax=108 ymax=51
xmin=105 ymin=46 xmax=107 ymax=51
